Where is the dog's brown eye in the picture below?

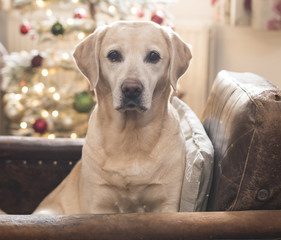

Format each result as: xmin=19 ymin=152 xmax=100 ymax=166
xmin=107 ymin=50 xmax=122 ymax=62
xmin=146 ymin=51 xmax=160 ymax=63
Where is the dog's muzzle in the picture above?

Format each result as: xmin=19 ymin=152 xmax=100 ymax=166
xmin=117 ymin=79 xmax=147 ymax=112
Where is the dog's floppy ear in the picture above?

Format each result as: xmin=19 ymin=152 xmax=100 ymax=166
xmin=73 ymin=25 xmax=107 ymax=90
xmin=163 ymin=27 xmax=192 ymax=91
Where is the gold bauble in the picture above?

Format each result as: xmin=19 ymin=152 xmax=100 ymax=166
xmin=4 ymin=99 xmax=25 ymax=122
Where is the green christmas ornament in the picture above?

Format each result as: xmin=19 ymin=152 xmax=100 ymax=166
xmin=51 ymin=22 xmax=65 ymax=36
xmin=73 ymin=91 xmax=95 ymax=113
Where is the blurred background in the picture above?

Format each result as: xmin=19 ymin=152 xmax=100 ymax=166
xmin=0 ymin=0 xmax=280 ymax=138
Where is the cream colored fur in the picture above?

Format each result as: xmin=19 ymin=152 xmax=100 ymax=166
xmin=34 ymin=21 xmax=192 ymax=214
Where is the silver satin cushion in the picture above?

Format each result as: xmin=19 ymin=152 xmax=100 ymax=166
xmin=172 ymin=97 xmax=214 ymax=212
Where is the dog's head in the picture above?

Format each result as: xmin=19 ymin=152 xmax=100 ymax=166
xmin=73 ymin=21 xmax=191 ymax=112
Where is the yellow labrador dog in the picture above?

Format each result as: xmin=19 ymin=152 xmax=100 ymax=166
xmin=34 ymin=21 xmax=192 ymax=214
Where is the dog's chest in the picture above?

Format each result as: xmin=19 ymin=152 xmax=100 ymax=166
xmin=96 ymin=153 xmax=172 ymax=213
xmin=101 ymin=174 xmax=167 ymax=213
xmin=83 ymin=113 xmax=185 ymax=213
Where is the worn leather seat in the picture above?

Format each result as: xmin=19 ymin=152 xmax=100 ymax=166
xmin=202 ymin=70 xmax=281 ymax=211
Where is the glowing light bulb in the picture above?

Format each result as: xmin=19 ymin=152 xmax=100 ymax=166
xmin=77 ymin=32 xmax=85 ymax=40
xmin=46 ymin=9 xmax=53 ymax=17
xmin=52 ymin=110 xmax=59 ymax=118
xmin=72 ymin=0 xmax=79 ymax=3
xmin=48 ymin=87 xmax=56 ymax=93
xmin=70 ymin=133 xmax=78 ymax=139
xmin=31 ymin=99 xmax=40 ymax=107
xmin=130 ymin=6 xmax=138 ymax=15
xmin=20 ymin=122 xmax=27 ymax=129
xmin=48 ymin=134 xmax=56 ymax=139
xmin=108 ymin=5 xmax=116 ymax=13
xmin=62 ymin=52 xmax=70 ymax=60
xmin=22 ymin=86 xmax=28 ymax=93
xmin=53 ymin=92 xmax=61 ymax=101
xmin=34 ymin=83 xmax=45 ymax=94
xmin=36 ymin=0 xmax=45 ymax=8
xmin=41 ymin=110 xmax=49 ymax=118
xmin=41 ymin=69 xmax=48 ymax=77
xmin=67 ymin=18 xmax=74 ymax=25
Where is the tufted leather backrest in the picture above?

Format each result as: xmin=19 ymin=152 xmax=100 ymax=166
xmin=0 ymin=137 xmax=83 ymax=214
xmin=202 ymin=70 xmax=281 ymax=211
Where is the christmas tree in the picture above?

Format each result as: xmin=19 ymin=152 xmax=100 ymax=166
xmin=1 ymin=0 xmax=175 ymax=139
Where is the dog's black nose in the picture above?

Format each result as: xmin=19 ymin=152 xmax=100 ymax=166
xmin=121 ymin=80 xmax=143 ymax=99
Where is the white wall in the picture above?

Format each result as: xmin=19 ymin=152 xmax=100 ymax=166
xmin=214 ymin=25 xmax=281 ymax=88
xmin=169 ymin=0 xmax=281 ymax=89
xmin=168 ymin=0 xmax=212 ymax=24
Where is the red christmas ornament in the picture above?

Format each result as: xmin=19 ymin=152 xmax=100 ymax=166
xmin=151 ymin=10 xmax=164 ymax=25
xmin=33 ymin=118 xmax=48 ymax=134
xmin=31 ymin=54 xmax=43 ymax=68
xmin=74 ymin=8 xmax=87 ymax=19
xmin=137 ymin=9 xmax=144 ymax=18
xmin=20 ymin=23 xmax=30 ymax=35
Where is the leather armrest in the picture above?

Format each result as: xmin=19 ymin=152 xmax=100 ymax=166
xmin=202 ymin=71 xmax=281 ymax=211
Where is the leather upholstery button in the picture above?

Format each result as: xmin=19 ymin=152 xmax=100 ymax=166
xmin=257 ymin=189 xmax=269 ymax=201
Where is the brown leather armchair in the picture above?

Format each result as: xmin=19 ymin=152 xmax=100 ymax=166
xmin=0 ymin=70 xmax=281 ymax=239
